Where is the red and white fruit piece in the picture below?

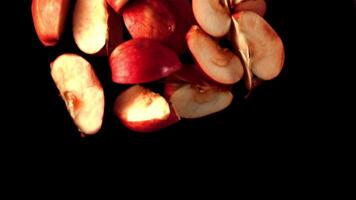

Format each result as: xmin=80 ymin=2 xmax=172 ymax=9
xmin=166 ymin=83 xmax=233 ymax=119
xmin=114 ymin=85 xmax=180 ymax=132
xmin=187 ymin=25 xmax=244 ymax=84
xmin=123 ymin=0 xmax=176 ymax=41
xmin=73 ymin=0 xmax=109 ymax=54
xmin=231 ymin=11 xmax=284 ymax=84
xmin=110 ymin=38 xmax=182 ymax=84
xmin=229 ymin=0 xmax=267 ymax=16
xmin=31 ymin=0 xmax=70 ymax=46
xmin=50 ymin=54 xmax=105 ymax=135
xmin=107 ymin=0 xmax=130 ymax=13
xmin=192 ymin=0 xmax=231 ymax=37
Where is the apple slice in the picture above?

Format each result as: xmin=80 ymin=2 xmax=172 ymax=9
xmin=163 ymin=0 xmax=195 ymax=54
xmin=114 ymin=85 xmax=180 ymax=132
xmin=167 ymin=83 xmax=233 ymax=119
xmin=107 ymin=0 xmax=130 ymax=13
xmin=231 ymin=11 xmax=284 ymax=81
xmin=106 ymin=6 xmax=124 ymax=55
xmin=229 ymin=0 xmax=267 ymax=16
xmin=73 ymin=0 xmax=109 ymax=54
xmin=187 ymin=25 xmax=244 ymax=84
xmin=110 ymin=38 xmax=182 ymax=84
xmin=123 ymin=0 xmax=176 ymax=41
xmin=192 ymin=0 xmax=231 ymax=37
xmin=50 ymin=54 xmax=105 ymax=135
xmin=31 ymin=0 xmax=70 ymax=46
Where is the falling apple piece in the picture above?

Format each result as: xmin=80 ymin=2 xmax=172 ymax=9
xmin=123 ymin=0 xmax=176 ymax=41
xmin=50 ymin=54 xmax=105 ymax=135
xmin=110 ymin=38 xmax=182 ymax=84
xmin=73 ymin=0 xmax=108 ymax=54
xmin=114 ymin=85 xmax=180 ymax=132
xmin=229 ymin=0 xmax=267 ymax=16
xmin=106 ymin=6 xmax=124 ymax=55
xmin=187 ymin=25 xmax=244 ymax=85
xmin=192 ymin=0 xmax=231 ymax=37
xmin=31 ymin=0 xmax=70 ymax=46
xmin=167 ymin=83 xmax=233 ymax=119
xmin=107 ymin=0 xmax=130 ymax=13
xmin=231 ymin=11 xmax=285 ymax=81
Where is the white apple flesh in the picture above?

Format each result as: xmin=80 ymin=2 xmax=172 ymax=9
xmin=50 ymin=54 xmax=105 ymax=135
xmin=73 ymin=0 xmax=109 ymax=54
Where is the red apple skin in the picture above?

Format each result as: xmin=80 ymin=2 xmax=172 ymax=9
xmin=123 ymin=0 xmax=176 ymax=41
xmin=107 ymin=0 xmax=129 ymax=13
xmin=110 ymin=38 xmax=182 ymax=84
xmin=174 ymin=64 xmax=215 ymax=86
xmin=31 ymin=0 xmax=70 ymax=46
xmin=164 ymin=0 xmax=196 ymax=54
xmin=164 ymin=82 xmax=184 ymax=99
xmin=106 ymin=6 xmax=124 ymax=55
xmin=120 ymin=106 xmax=180 ymax=133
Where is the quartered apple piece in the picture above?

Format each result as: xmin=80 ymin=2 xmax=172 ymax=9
xmin=110 ymin=38 xmax=182 ymax=84
xmin=114 ymin=85 xmax=180 ymax=132
xmin=231 ymin=11 xmax=284 ymax=85
xmin=187 ymin=25 xmax=244 ymax=85
xmin=166 ymin=83 xmax=233 ymax=119
xmin=229 ymin=0 xmax=267 ymax=16
xmin=73 ymin=0 xmax=109 ymax=54
xmin=31 ymin=0 xmax=70 ymax=46
xmin=107 ymin=0 xmax=130 ymax=13
xmin=192 ymin=0 xmax=231 ymax=37
xmin=50 ymin=54 xmax=105 ymax=135
xmin=123 ymin=0 xmax=176 ymax=40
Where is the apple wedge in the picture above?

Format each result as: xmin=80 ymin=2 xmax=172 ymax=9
xmin=192 ymin=0 xmax=231 ymax=37
xmin=229 ymin=0 xmax=267 ymax=16
xmin=166 ymin=83 xmax=233 ymax=119
xmin=123 ymin=0 xmax=176 ymax=40
xmin=73 ymin=0 xmax=109 ymax=54
xmin=50 ymin=54 xmax=105 ymax=135
xmin=110 ymin=38 xmax=182 ymax=84
xmin=107 ymin=0 xmax=130 ymax=13
xmin=31 ymin=0 xmax=70 ymax=46
xmin=231 ymin=11 xmax=284 ymax=82
xmin=114 ymin=85 xmax=180 ymax=132
xmin=187 ymin=25 xmax=244 ymax=84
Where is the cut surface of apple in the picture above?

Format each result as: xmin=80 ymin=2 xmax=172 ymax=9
xmin=123 ymin=0 xmax=176 ymax=40
xmin=187 ymin=25 xmax=244 ymax=84
xmin=73 ymin=0 xmax=108 ymax=54
xmin=229 ymin=0 xmax=266 ymax=16
xmin=50 ymin=54 xmax=105 ymax=135
xmin=31 ymin=0 xmax=70 ymax=46
xmin=107 ymin=0 xmax=129 ymax=13
xmin=192 ymin=0 xmax=231 ymax=37
xmin=114 ymin=85 xmax=180 ymax=132
xmin=168 ymin=83 xmax=233 ymax=119
xmin=110 ymin=38 xmax=182 ymax=84
xmin=231 ymin=11 xmax=284 ymax=81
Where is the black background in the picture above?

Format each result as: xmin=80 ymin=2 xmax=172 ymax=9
xmin=6 ymin=0 xmax=355 ymax=149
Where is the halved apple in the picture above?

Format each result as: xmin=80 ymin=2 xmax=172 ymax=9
xmin=192 ymin=0 xmax=231 ymax=37
xmin=110 ymin=38 xmax=182 ymax=84
xmin=187 ymin=25 xmax=244 ymax=84
xmin=123 ymin=0 xmax=176 ymax=41
xmin=166 ymin=83 xmax=233 ymax=119
xmin=50 ymin=54 xmax=105 ymax=135
xmin=31 ymin=0 xmax=70 ymax=46
xmin=73 ymin=0 xmax=109 ymax=54
xmin=231 ymin=11 xmax=284 ymax=82
xmin=107 ymin=0 xmax=130 ymax=13
xmin=229 ymin=0 xmax=267 ymax=16
xmin=114 ymin=85 xmax=180 ymax=132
